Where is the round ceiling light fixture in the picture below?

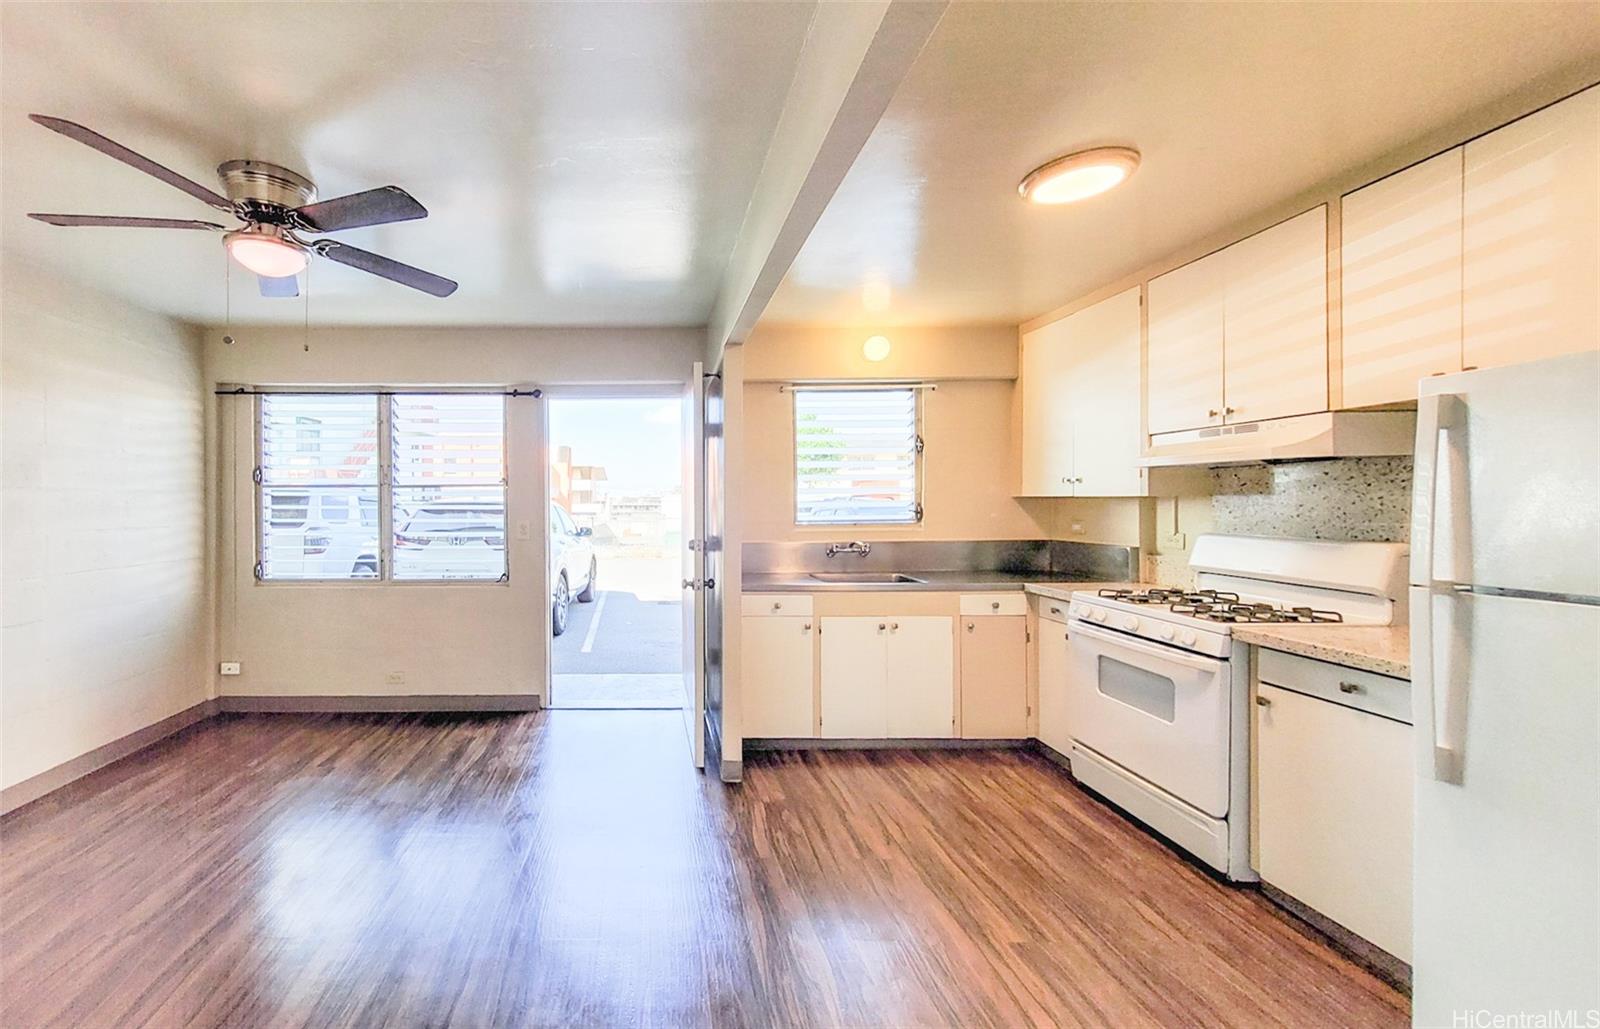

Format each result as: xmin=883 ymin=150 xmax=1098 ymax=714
xmin=862 ymin=335 xmax=892 ymax=362
xmin=224 ymin=227 xmax=308 ymax=278
xmin=1018 ymin=146 xmax=1140 ymax=205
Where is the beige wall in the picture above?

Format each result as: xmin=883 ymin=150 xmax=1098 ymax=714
xmin=1 ymin=262 xmax=210 ymax=790
xmin=205 ymin=324 xmax=698 ymax=701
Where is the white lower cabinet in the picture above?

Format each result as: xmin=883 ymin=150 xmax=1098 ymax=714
xmin=820 ymin=616 xmax=953 ymax=739
xmin=1035 ymin=620 xmax=1072 ymax=755
xmin=1255 ymin=673 xmax=1413 ymax=961
xmin=740 ymin=615 xmax=815 ymax=737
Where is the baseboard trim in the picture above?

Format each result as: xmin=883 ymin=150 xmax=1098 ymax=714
xmin=1 ymin=699 xmax=219 ymax=816
xmin=1031 ymin=738 xmax=1074 ymax=773
xmin=745 ymin=737 xmax=1031 ymax=752
xmin=217 ymin=694 xmax=543 ymax=714
xmin=1259 ymin=882 xmax=1413 ymax=994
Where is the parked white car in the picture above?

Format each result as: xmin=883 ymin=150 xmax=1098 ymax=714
xmin=262 ymin=489 xmax=379 ymax=578
xmin=549 ymin=503 xmax=597 ymax=636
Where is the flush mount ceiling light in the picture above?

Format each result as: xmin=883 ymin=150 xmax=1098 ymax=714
xmin=224 ymin=227 xmax=308 ymax=278
xmin=1018 ymin=146 xmax=1140 ymax=205
xmin=862 ymin=335 xmax=892 ymax=362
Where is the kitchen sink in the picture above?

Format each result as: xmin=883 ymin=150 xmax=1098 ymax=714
xmin=806 ymin=572 xmax=927 ymax=584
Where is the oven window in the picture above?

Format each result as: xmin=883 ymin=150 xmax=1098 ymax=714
xmin=1097 ymin=656 xmax=1177 ymax=722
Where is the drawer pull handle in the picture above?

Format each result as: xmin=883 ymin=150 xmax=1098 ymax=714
xmin=1255 ymin=696 xmax=1272 ymax=708
xmin=1049 ymin=605 xmax=1062 ymax=615
xmin=1338 ymin=681 xmax=1364 ymax=694
xmin=991 ymin=601 xmax=1000 ymax=610
xmin=802 ymin=622 xmax=812 ymax=631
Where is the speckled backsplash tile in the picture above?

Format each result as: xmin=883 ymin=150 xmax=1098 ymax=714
xmin=1211 ymin=456 xmax=1413 ymax=542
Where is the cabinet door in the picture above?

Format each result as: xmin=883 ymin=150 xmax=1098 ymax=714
xmin=741 ymin=616 xmax=815 ymax=738
xmin=959 ymin=616 xmax=1027 ymax=739
xmin=1256 ymin=683 xmax=1412 ymax=961
xmin=1147 ymin=251 xmax=1226 ymax=435
xmin=1035 ymin=623 xmax=1072 ymax=755
xmin=1341 ymin=149 xmax=1464 ymax=407
xmin=1018 ymin=318 xmax=1076 ymax=496
xmin=1463 ymin=86 xmax=1599 ymax=371
xmin=1223 ymin=207 xmax=1330 ymax=422
xmin=885 ymin=617 xmax=954 ymax=738
xmin=819 ymin=618 xmax=887 ymax=739
xmin=1065 ymin=288 xmax=1145 ymax=497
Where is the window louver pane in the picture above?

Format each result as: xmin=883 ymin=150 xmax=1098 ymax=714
xmin=391 ymin=395 xmax=507 ymax=581
xmin=794 ymin=388 xmax=920 ymax=524
xmin=258 ymin=395 xmax=380 ymax=580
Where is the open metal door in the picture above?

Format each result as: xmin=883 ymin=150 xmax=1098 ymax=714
xmin=680 ymin=362 xmax=707 ymax=769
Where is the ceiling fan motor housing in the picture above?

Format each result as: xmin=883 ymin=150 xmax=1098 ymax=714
xmin=217 ymin=159 xmax=317 ymax=219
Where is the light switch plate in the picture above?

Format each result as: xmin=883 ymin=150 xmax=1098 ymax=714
xmin=516 ymin=520 xmax=532 ymax=540
xmin=219 ymin=662 xmax=241 ymax=676
xmin=1159 ymin=531 xmax=1188 ymax=551
xmin=385 ymin=671 xmax=406 ymax=685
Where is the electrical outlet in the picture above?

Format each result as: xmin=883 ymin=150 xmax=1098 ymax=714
xmin=1159 ymin=531 xmax=1188 ymax=551
xmin=1069 ymin=521 xmax=1086 ymax=535
xmin=385 ymin=671 xmax=406 ymax=686
xmin=219 ymin=662 xmax=241 ymax=676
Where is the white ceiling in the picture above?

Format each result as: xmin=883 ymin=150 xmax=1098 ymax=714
xmin=764 ymin=2 xmax=1600 ymax=327
xmin=0 ymin=2 xmax=815 ymax=326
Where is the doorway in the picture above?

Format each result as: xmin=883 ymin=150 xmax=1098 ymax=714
xmin=547 ymin=396 xmax=685 ymax=709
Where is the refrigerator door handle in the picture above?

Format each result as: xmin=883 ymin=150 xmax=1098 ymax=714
xmin=1416 ymin=584 xmax=1472 ymax=785
xmin=1411 ymin=391 xmax=1470 ymax=587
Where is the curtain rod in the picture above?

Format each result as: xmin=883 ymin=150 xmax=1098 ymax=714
xmin=777 ymin=382 xmax=937 ymax=393
xmin=214 ymin=387 xmax=542 ymax=398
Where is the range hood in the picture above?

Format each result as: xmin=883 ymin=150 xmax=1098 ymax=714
xmin=1141 ymin=410 xmax=1416 ymax=467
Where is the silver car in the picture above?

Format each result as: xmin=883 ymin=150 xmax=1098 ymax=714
xmin=549 ymin=503 xmax=597 ymax=636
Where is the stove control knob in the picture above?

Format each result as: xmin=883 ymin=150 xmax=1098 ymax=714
xmin=1160 ymin=625 xmax=1176 ymax=641
xmin=1092 ymin=609 xmax=1107 ymax=623
xmin=1181 ymin=632 xmax=1198 ymax=647
xmin=1122 ymin=615 xmax=1139 ymax=631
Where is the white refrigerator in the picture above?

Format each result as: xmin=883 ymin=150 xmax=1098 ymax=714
xmin=1411 ymin=349 xmax=1600 ymax=1025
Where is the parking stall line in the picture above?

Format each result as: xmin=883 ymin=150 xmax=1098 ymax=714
xmin=579 ymin=590 xmax=608 ymax=653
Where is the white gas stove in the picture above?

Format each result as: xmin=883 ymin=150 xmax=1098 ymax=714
xmin=1059 ymin=534 xmax=1408 ymax=881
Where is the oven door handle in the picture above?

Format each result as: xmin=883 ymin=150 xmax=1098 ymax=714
xmin=1069 ymin=620 xmax=1225 ymax=673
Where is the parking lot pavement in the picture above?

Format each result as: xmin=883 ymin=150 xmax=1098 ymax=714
xmin=552 ymin=587 xmax=682 ymax=675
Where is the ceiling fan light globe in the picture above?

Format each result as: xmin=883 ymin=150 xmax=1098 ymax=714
xmin=224 ymin=231 xmax=307 ymax=278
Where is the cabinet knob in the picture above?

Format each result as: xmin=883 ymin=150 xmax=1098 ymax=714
xmin=772 ymin=602 xmax=782 ymax=611
xmin=1255 ymin=695 xmax=1272 ymax=707
xmin=802 ymin=622 xmax=812 ymax=631
xmin=1207 ymin=408 xmax=1219 ymax=417
xmin=1338 ymin=681 xmax=1364 ymax=694
xmin=890 ymin=622 xmax=899 ymax=631
xmin=991 ymin=601 xmax=1000 ymax=610
xmin=1224 ymin=406 xmax=1236 ymax=415
xmin=967 ymin=622 xmax=975 ymax=632
xmin=878 ymin=623 xmax=887 ymax=631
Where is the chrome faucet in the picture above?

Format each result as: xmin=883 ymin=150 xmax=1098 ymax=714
xmin=825 ymin=541 xmax=871 ymax=559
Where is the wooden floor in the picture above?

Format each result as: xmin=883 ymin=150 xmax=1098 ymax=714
xmin=0 ymin=711 xmax=1408 ymax=1028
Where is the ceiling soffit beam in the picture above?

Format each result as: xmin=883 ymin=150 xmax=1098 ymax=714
xmin=705 ymin=0 xmax=948 ymax=366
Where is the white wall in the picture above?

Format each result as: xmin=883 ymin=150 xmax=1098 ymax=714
xmin=1 ymin=261 xmax=210 ymax=790
xmin=204 ymin=324 xmax=698 ymax=702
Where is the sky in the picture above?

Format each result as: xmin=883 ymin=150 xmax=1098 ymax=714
xmin=548 ymin=397 xmax=682 ymax=493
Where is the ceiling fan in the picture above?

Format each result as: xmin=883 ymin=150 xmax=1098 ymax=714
xmin=25 ymin=115 xmax=458 ymax=298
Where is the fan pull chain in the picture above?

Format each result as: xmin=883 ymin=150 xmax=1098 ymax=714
xmin=303 ymin=261 xmax=310 ymax=353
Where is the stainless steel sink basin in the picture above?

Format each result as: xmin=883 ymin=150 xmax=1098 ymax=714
xmin=807 ymin=572 xmax=927 ymax=584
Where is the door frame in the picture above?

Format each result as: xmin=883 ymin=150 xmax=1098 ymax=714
xmin=540 ymin=383 xmax=691 ymax=711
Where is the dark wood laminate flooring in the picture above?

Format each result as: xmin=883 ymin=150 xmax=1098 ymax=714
xmin=0 ymin=711 xmax=1408 ymax=1028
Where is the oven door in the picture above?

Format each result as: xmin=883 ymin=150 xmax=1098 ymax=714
xmin=1067 ymin=619 xmax=1232 ymax=818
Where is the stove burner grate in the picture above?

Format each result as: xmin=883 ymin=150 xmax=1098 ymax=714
xmin=1168 ymin=601 xmax=1345 ymax=624
xmin=1097 ymin=587 xmax=1241 ymax=606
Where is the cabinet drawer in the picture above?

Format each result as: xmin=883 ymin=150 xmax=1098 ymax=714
xmin=742 ymin=594 xmax=813 ymax=618
xmin=960 ymin=593 xmax=1026 ymax=617
xmin=1035 ymin=595 xmax=1071 ymax=625
xmin=1257 ymin=649 xmax=1410 ymax=723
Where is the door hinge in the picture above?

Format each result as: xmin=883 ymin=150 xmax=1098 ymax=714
xmin=914 ymin=434 xmax=925 ymax=455
xmin=913 ymin=502 xmax=924 ymax=523
xmin=687 ymin=539 xmax=705 ymax=552
xmin=252 ymin=561 xmax=264 ymax=581
xmin=1026 ymin=629 xmax=1032 ymax=643
xmin=251 ymin=466 xmax=263 ymax=484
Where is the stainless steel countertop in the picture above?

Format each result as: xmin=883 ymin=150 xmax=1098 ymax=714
xmin=741 ymin=572 xmax=1133 ymax=593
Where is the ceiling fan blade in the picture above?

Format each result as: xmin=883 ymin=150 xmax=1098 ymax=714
xmin=258 ymin=274 xmax=300 ymax=298
xmin=28 ymin=212 xmax=225 ymax=230
xmin=293 ymin=186 xmax=427 ymax=233
xmin=313 ymin=240 xmax=457 ymax=297
xmin=29 ymin=114 xmax=234 ymax=212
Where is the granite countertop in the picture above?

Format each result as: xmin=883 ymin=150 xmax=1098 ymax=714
xmin=1233 ymin=623 xmax=1411 ymax=680
xmin=741 ymin=571 xmax=1134 ymax=594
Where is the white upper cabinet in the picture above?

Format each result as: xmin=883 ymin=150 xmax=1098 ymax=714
xmin=1146 ymin=207 xmax=1329 ymax=434
xmin=1222 ymin=207 xmax=1330 ymax=423
xmin=1463 ymin=86 xmax=1599 ymax=371
xmin=1340 ymin=149 xmax=1465 ymax=408
xmin=1147 ymin=251 xmax=1227 ymax=434
xmin=1018 ymin=287 xmax=1144 ymax=497
xmin=1018 ymin=316 xmax=1076 ymax=496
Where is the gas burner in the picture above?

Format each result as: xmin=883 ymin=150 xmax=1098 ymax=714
xmin=1170 ymin=602 xmax=1345 ymax=625
xmin=1098 ymin=587 xmax=1241 ymax=606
